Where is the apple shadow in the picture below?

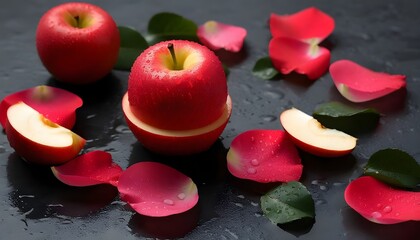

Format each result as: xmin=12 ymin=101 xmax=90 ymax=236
xmin=6 ymin=153 xmax=118 ymax=219
xmin=128 ymin=205 xmax=200 ymax=239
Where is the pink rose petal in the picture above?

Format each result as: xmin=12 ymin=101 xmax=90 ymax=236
xmin=344 ymin=176 xmax=420 ymax=224
xmin=270 ymin=7 xmax=335 ymax=43
xmin=0 ymin=85 xmax=82 ymax=130
xmin=269 ymin=37 xmax=330 ymax=80
xmin=197 ymin=20 xmax=247 ymax=52
xmin=117 ymin=162 xmax=199 ymax=217
xmin=227 ymin=129 xmax=303 ymax=183
xmin=51 ymin=151 xmax=123 ymax=187
xmin=330 ymin=60 xmax=406 ymax=102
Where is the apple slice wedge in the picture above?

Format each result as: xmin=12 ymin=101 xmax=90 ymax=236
xmin=6 ymin=102 xmax=85 ymax=165
xmin=122 ymin=93 xmax=232 ymax=155
xmin=280 ymin=108 xmax=357 ymax=157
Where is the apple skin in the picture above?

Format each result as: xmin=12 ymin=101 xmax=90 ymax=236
xmin=122 ymin=93 xmax=232 ymax=155
xmin=128 ymin=40 xmax=227 ymax=130
xmin=36 ymin=2 xmax=120 ymax=84
xmin=6 ymin=103 xmax=85 ymax=165
xmin=280 ymin=108 xmax=357 ymax=158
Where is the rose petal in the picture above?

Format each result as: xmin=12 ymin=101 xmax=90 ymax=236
xmin=344 ymin=176 xmax=420 ymax=224
xmin=0 ymin=85 xmax=82 ymax=130
xmin=330 ymin=60 xmax=406 ymax=102
xmin=227 ymin=129 xmax=303 ymax=183
xmin=197 ymin=20 xmax=247 ymax=52
xmin=269 ymin=37 xmax=330 ymax=80
xmin=270 ymin=7 xmax=335 ymax=43
xmin=117 ymin=162 xmax=199 ymax=217
xmin=51 ymin=151 xmax=123 ymax=187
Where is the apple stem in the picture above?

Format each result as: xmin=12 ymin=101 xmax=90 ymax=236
xmin=74 ymin=16 xmax=82 ymax=28
xmin=167 ymin=43 xmax=180 ymax=70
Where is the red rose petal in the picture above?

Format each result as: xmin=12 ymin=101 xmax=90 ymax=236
xmin=227 ymin=129 xmax=303 ymax=183
xmin=270 ymin=7 xmax=335 ymax=42
xmin=51 ymin=151 xmax=123 ymax=187
xmin=344 ymin=176 xmax=420 ymax=224
xmin=0 ymin=85 xmax=82 ymax=130
xmin=197 ymin=20 xmax=247 ymax=52
xmin=117 ymin=162 xmax=199 ymax=217
xmin=269 ymin=37 xmax=330 ymax=80
xmin=330 ymin=60 xmax=406 ymax=102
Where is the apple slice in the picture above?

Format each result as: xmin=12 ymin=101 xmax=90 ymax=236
xmin=51 ymin=151 xmax=123 ymax=187
xmin=6 ymin=102 xmax=85 ymax=165
xmin=0 ymin=85 xmax=82 ymax=130
xmin=122 ymin=93 xmax=232 ymax=155
xmin=117 ymin=162 xmax=199 ymax=217
xmin=345 ymin=176 xmax=420 ymax=224
xmin=280 ymin=108 xmax=357 ymax=157
xmin=227 ymin=129 xmax=303 ymax=183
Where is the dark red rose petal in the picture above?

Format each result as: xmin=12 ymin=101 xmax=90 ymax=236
xmin=345 ymin=176 xmax=420 ymax=224
xmin=227 ymin=129 xmax=303 ymax=183
xmin=117 ymin=162 xmax=199 ymax=217
xmin=51 ymin=151 xmax=123 ymax=187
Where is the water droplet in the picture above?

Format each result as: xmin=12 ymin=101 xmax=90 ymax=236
xmin=371 ymin=211 xmax=382 ymax=219
xmin=251 ymin=159 xmax=259 ymax=166
xmin=250 ymin=136 xmax=255 ymax=142
xmin=163 ymin=199 xmax=174 ymax=205
xmin=115 ymin=125 xmax=131 ymax=134
xmin=177 ymin=193 xmax=186 ymax=200
xmin=383 ymin=206 xmax=392 ymax=213
xmin=319 ymin=185 xmax=328 ymax=191
xmin=86 ymin=114 xmax=96 ymax=119
xmin=260 ymin=115 xmax=277 ymax=122
xmin=247 ymin=168 xmax=257 ymax=174
xmin=376 ymin=203 xmax=383 ymax=208
xmin=237 ymin=195 xmax=245 ymax=199
xmin=315 ymin=199 xmax=327 ymax=205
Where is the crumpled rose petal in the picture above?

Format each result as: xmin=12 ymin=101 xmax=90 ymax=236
xmin=197 ymin=20 xmax=247 ymax=52
xmin=117 ymin=162 xmax=199 ymax=217
xmin=0 ymin=85 xmax=82 ymax=130
xmin=344 ymin=176 xmax=420 ymax=224
xmin=227 ymin=129 xmax=303 ymax=183
xmin=330 ymin=60 xmax=406 ymax=102
xmin=270 ymin=7 xmax=335 ymax=43
xmin=51 ymin=151 xmax=123 ymax=187
xmin=269 ymin=37 xmax=330 ymax=80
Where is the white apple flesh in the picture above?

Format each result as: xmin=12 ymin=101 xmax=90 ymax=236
xmin=280 ymin=108 xmax=357 ymax=157
xmin=6 ymin=102 xmax=85 ymax=165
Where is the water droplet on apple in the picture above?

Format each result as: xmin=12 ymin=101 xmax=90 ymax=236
xmin=163 ymin=199 xmax=174 ymax=205
xmin=247 ymin=168 xmax=257 ymax=174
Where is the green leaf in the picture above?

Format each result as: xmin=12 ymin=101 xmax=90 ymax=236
xmin=252 ymin=57 xmax=279 ymax=80
xmin=146 ymin=12 xmax=198 ymax=45
xmin=261 ymin=181 xmax=315 ymax=225
xmin=114 ymin=26 xmax=149 ymax=71
xmin=363 ymin=148 xmax=420 ymax=189
xmin=312 ymin=101 xmax=380 ymax=135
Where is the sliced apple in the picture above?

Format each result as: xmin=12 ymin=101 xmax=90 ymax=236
xmin=6 ymin=102 xmax=85 ymax=165
xmin=280 ymin=108 xmax=357 ymax=157
xmin=122 ymin=93 xmax=232 ymax=155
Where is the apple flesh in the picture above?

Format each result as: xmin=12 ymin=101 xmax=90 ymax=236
xmin=122 ymin=93 xmax=231 ymax=155
xmin=6 ymin=102 xmax=85 ymax=165
xmin=128 ymin=40 xmax=228 ymax=130
xmin=36 ymin=2 xmax=120 ymax=84
xmin=280 ymin=108 xmax=357 ymax=157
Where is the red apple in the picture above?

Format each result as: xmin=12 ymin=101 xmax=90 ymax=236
xmin=124 ymin=40 xmax=231 ymax=155
xmin=6 ymin=102 xmax=85 ymax=165
xmin=0 ymin=85 xmax=82 ymax=130
xmin=36 ymin=2 xmax=120 ymax=84
xmin=280 ymin=108 xmax=357 ymax=157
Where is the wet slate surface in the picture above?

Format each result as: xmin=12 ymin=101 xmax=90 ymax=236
xmin=1 ymin=0 xmax=420 ymax=239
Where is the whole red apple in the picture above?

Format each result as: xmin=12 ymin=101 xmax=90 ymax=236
xmin=124 ymin=40 xmax=231 ymax=155
xmin=36 ymin=2 xmax=120 ymax=84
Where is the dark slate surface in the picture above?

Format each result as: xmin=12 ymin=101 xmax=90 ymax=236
xmin=1 ymin=0 xmax=419 ymax=239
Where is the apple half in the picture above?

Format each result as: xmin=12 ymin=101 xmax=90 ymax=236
xmin=280 ymin=108 xmax=357 ymax=157
xmin=6 ymin=102 xmax=85 ymax=165
xmin=122 ymin=93 xmax=232 ymax=155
